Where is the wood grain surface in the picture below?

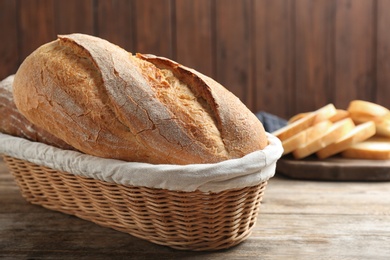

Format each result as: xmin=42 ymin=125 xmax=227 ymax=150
xmin=0 ymin=0 xmax=18 ymax=79
xmin=1 ymin=0 xmax=389 ymax=119
xmin=1 ymin=157 xmax=390 ymax=259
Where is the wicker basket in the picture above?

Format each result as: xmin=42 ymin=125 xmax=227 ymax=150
xmin=4 ymin=155 xmax=266 ymax=251
xmin=0 ymin=133 xmax=282 ymax=251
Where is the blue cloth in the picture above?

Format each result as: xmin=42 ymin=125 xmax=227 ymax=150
xmin=256 ymin=111 xmax=287 ymax=133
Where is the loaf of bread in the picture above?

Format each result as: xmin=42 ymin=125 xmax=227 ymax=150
xmin=0 ymin=75 xmax=73 ymax=149
xmin=12 ymin=33 xmax=267 ymax=165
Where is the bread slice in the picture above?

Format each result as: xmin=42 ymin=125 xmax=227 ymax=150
xmin=348 ymin=107 xmax=390 ymax=137
xmin=282 ymin=120 xmax=332 ymax=155
xmin=273 ymin=104 xmax=337 ymax=141
xmin=281 ymin=132 xmax=305 ymax=155
xmin=348 ymin=100 xmax=389 ymax=122
xmin=316 ymin=121 xmax=376 ymax=159
xmin=288 ymin=109 xmax=349 ymax=126
xmin=293 ymin=118 xmax=355 ymax=159
xmin=341 ymin=137 xmax=390 ymax=160
xmin=375 ymin=113 xmax=390 ymax=137
xmin=273 ymin=112 xmax=317 ymax=141
xmin=287 ymin=112 xmax=310 ymax=124
xmin=329 ymin=109 xmax=350 ymax=123
xmin=349 ymin=112 xmax=376 ymax=124
xmin=312 ymin=103 xmax=338 ymax=124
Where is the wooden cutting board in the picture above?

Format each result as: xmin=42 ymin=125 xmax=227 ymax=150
xmin=276 ymin=155 xmax=390 ymax=181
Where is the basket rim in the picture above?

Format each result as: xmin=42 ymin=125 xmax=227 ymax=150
xmin=0 ymin=132 xmax=282 ymax=193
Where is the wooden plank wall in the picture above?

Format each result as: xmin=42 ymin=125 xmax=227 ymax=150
xmin=0 ymin=0 xmax=389 ymax=119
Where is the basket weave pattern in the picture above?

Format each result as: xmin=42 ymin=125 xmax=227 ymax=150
xmin=3 ymin=155 xmax=267 ymax=251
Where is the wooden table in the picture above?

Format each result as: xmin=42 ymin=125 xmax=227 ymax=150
xmin=1 ymin=157 xmax=390 ymax=259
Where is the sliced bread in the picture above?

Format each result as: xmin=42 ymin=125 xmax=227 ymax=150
xmin=341 ymin=137 xmax=390 ymax=160
xmin=273 ymin=103 xmax=337 ymax=141
xmin=348 ymin=100 xmax=389 ymax=117
xmin=293 ymin=118 xmax=355 ymax=159
xmin=282 ymin=120 xmax=332 ymax=155
xmin=316 ymin=121 xmax=376 ymax=159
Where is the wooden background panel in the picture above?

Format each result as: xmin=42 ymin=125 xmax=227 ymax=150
xmin=0 ymin=0 xmax=389 ymax=117
xmin=96 ymin=0 xmax=134 ymax=52
xmin=294 ymin=0 xmax=336 ymax=114
xmin=215 ymin=0 xmax=254 ymax=108
xmin=18 ymin=0 xmax=56 ymax=61
xmin=334 ymin=0 xmax=375 ymax=109
xmin=0 ymin=0 xmax=18 ymax=79
xmin=133 ymin=0 xmax=174 ymax=58
xmin=54 ymin=0 xmax=94 ymax=36
xmin=376 ymin=0 xmax=390 ymax=108
xmin=254 ymin=0 xmax=294 ymax=118
xmin=175 ymin=0 xmax=214 ymax=78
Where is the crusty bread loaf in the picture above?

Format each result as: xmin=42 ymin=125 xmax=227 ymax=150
xmin=12 ymin=33 xmax=267 ymax=165
xmin=0 ymin=75 xmax=73 ymax=149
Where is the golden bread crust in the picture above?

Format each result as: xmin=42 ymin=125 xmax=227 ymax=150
xmin=13 ymin=34 xmax=266 ymax=164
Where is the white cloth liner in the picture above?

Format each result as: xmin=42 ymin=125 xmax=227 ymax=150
xmin=0 ymin=132 xmax=283 ymax=193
